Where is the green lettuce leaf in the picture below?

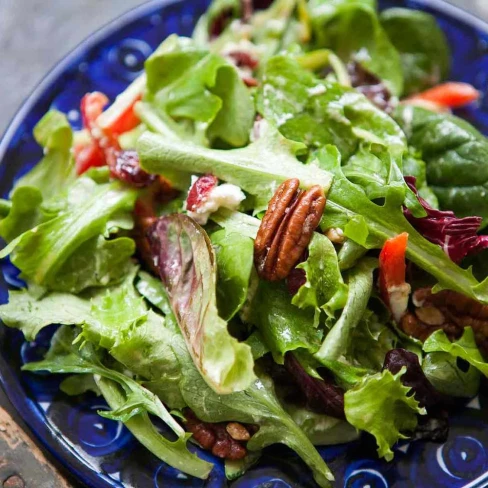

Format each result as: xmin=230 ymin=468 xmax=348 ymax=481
xmin=315 ymin=258 xmax=376 ymax=362
xmin=423 ymin=327 xmax=488 ymax=377
xmin=23 ymin=326 xmax=185 ymax=437
xmin=248 ymin=280 xmax=321 ymax=361
xmin=178 ymin=351 xmax=335 ymax=487
xmin=95 ymin=377 xmax=212 ymax=480
xmin=12 ymin=110 xmax=75 ymax=200
xmin=211 ymin=229 xmax=254 ymax=320
xmin=60 ymin=374 xmax=101 ymax=396
xmin=380 ymin=8 xmax=450 ymax=96
xmin=308 ymin=0 xmax=403 ymax=96
xmin=292 ymin=233 xmax=348 ymax=320
xmin=48 ymin=236 xmax=135 ymax=294
xmin=138 ymin=122 xmax=331 ymax=211
xmin=285 ymin=403 xmax=359 ymax=446
xmin=318 ymin=146 xmax=488 ymax=304
xmin=422 ymin=351 xmax=480 ymax=399
xmin=0 ymin=187 xmax=44 ymax=243
xmin=0 ymin=179 xmax=137 ymax=289
xmin=0 ymin=289 xmax=90 ymax=341
xmin=344 ymin=368 xmax=426 ymax=461
xmin=144 ymin=35 xmax=254 ymax=147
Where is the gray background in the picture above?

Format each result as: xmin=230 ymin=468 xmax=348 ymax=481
xmin=0 ymin=0 xmax=487 ymax=136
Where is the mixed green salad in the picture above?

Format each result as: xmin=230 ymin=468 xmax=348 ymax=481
xmin=2 ymin=0 xmax=488 ymax=485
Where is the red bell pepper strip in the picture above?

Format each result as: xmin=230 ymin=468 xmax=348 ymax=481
xmin=73 ymin=142 xmax=106 ymax=175
xmin=379 ymin=232 xmax=411 ymax=323
xmin=407 ymin=82 xmax=480 ymax=109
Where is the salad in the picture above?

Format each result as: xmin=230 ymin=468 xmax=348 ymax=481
xmin=1 ymin=0 xmax=488 ymax=486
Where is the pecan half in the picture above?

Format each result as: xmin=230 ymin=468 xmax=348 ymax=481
xmin=400 ymin=287 xmax=488 ymax=354
xmin=183 ymin=409 xmax=248 ymax=460
xmin=254 ymin=178 xmax=326 ymax=281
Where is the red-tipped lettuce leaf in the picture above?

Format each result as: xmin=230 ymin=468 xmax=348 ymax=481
xmin=147 ymin=214 xmax=255 ymax=394
xmin=404 ymin=177 xmax=488 ymax=263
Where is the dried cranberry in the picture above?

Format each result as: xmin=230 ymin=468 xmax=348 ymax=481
xmin=227 ymin=51 xmax=259 ymax=70
xmin=110 ymin=150 xmax=156 ymax=188
xmin=287 ymin=268 xmax=306 ymax=295
xmin=186 ymin=174 xmax=218 ymax=212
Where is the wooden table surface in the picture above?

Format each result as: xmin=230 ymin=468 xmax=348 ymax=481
xmin=0 ymin=0 xmax=486 ymax=487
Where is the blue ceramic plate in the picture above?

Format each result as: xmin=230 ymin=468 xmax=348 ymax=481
xmin=2 ymin=0 xmax=488 ymax=487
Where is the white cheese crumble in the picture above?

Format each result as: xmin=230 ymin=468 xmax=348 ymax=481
xmin=187 ymin=182 xmax=246 ymax=225
xmin=307 ymin=84 xmax=327 ymax=97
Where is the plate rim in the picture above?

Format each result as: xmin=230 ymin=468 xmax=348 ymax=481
xmin=1 ymin=0 xmax=488 ymax=487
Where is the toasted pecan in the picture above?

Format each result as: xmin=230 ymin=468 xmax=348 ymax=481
xmin=254 ymin=179 xmax=326 ymax=281
xmin=400 ymin=287 xmax=488 ymax=354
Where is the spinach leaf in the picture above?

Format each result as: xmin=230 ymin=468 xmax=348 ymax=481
xmin=394 ymin=105 xmax=488 ymax=226
xmin=309 ymin=0 xmax=403 ymax=96
xmin=256 ymin=54 xmax=406 ymax=159
xmin=211 ymin=229 xmax=254 ymax=320
xmin=380 ymin=8 xmax=450 ymax=96
xmin=422 ymin=351 xmax=480 ymax=399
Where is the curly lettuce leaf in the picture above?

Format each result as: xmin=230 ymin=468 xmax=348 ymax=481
xmin=0 ymin=289 xmax=91 ymax=341
xmin=380 ymin=8 xmax=450 ymax=96
xmin=344 ymin=368 xmax=426 ymax=461
xmin=423 ymin=327 xmax=488 ymax=377
xmin=144 ymin=35 xmax=254 ymax=147
xmin=210 ymin=229 xmax=254 ymax=320
xmin=147 ymin=214 xmax=255 ymax=394
xmin=0 ymin=272 xmax=186 ymax=409
xmin=292 ymin=233 xmax=348 ymax=320
xmin=308 ymin=0 xmax=403 ymax=96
